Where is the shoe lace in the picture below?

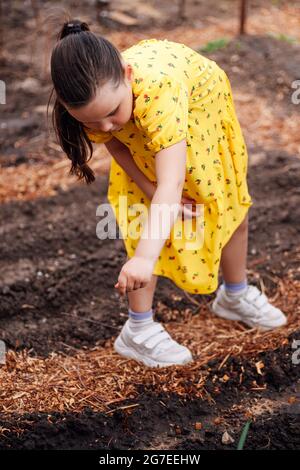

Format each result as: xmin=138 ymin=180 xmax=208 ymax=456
xmin=132 ymin=323 xmax=173 ymax=351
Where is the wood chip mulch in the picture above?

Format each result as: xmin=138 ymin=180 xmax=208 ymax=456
xmin=0 ymin=277 xmax=299 ymax=417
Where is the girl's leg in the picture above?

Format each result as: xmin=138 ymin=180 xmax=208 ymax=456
xmin=127 ymin=274 xmax=158 ymax=312
xmin=213 ymin=212 xmax=287 ymax=330
xmin=114 ymin=272 xmax=193 ymax=367
xmin=220 ymin=213 xmax=248 ymax=283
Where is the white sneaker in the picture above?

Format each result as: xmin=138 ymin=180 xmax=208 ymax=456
xmin=114 ymin=319 xmax=193 ymax=368
xmin=211 ymin=284 xmax=287 ymax=331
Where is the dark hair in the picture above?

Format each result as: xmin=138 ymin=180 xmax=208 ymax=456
xmin=48 ymin=19 xmax=125 ymax=183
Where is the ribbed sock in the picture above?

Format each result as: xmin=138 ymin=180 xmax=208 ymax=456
xmin=223 ymin=278 xmax=248 ymax=297
xmin=128 ymin=307 xmax=154 ymax=332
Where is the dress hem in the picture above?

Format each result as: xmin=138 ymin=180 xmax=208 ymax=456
xmin=151 ymin=201 xmax=253 ymax=295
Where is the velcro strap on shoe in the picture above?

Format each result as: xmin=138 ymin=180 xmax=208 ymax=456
xmin=245 ymin=287 xmax=268 ymax=309
xmin=245 ymin=286 xmax=260 ymax=302
xmin=255 ymin=294 xmax=268 ymax=308
xmin=145 ymin=331 xmax=170 ymax=349
xmin=132 ymin=323 xmax=164 ymax=345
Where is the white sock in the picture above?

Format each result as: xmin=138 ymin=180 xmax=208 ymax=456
xmin=128 ymin=307 xmax=154 ymax=332
xmin=223 ymin=278 xmax=248 ymax=298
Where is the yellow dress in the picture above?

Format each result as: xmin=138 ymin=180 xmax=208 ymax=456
xmin=86 ymin=39 xmax=253 ymax=294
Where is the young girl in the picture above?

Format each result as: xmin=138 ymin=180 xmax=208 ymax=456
xmin=50 ymin=20 xmax=287 ymax=368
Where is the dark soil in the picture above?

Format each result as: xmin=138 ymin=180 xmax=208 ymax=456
xmin=1 ymin=150 xmax=299 ymax=356
xmin=0 ymin=149 xmax=299 ymax=449
xmin=0 ymin=330 xmax=299 ymax=450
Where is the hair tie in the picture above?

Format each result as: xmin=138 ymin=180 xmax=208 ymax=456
xmin=66 ymin=23 xmax=82 ymax=34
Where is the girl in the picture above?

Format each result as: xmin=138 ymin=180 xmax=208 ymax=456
xmin=50 ymin=20 xmax=287 ymax=368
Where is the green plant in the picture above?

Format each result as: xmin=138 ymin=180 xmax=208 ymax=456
xmin=237 ymin=420 xmax=251 ymax=450
xmin=197 ymin=38 xmax=230 ymax=53
xmin=267 ymin=32 xmax=298 ymax=44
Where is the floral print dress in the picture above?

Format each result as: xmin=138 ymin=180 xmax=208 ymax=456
xmin=85 ymin=38 xmax=253 ymax=294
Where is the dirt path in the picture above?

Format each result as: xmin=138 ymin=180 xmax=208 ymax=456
xmin=1 ymin=150 xmax=300 ymax=449
xmin=1 ymin=150 xmax=300 ymax=355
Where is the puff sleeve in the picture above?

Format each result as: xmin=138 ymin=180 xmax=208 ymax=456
xmin=133 ymin=75 xmax=189 ymax=153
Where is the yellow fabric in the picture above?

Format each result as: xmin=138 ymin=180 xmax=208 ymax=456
xmin=86 ymin=38 xmax=253 ymax=294
xmin=85 ymin=128 xmax=112 ymax=144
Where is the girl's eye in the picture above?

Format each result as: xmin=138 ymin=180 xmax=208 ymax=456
xmin=82 ymin=106 xmax=119 ymax=127
xmin=108 ymin=106 xmax=119 ymax=116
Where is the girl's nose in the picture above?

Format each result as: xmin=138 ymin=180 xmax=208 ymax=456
xmin=101 ymin=123 xmax=113 ymax=132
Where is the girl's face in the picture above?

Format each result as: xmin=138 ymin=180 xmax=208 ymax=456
xmin=65 ymin=61 xmax=134 ymax=133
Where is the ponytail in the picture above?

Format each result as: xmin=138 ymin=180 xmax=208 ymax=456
xmin=48 ymin=19 xmax=124 ymax=183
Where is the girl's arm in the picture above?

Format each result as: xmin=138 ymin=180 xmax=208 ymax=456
xmin=105 ymin=137 xmax=156 ymax=200
xmin=134 ymin=139 xmax=187 ymax=263
xmin=104 ymin=137 xmax=197 ymax=229
xmin=111 ymin=138 xmax=197 ymax=295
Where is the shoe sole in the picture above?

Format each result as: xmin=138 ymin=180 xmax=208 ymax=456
xmin=211 ymin=301 xmax=287 ymax=331
xmin=114 ymin=336 xmax=193 ymax=368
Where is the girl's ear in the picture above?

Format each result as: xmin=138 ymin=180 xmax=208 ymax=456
xmin=123 ymin=62 xmax=133 ymax=84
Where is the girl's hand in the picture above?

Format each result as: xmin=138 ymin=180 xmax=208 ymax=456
xmin=114 ymin=256 xmax=155 ymax=296
xmin=180 ymin=196 xmax=202 ymax=219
